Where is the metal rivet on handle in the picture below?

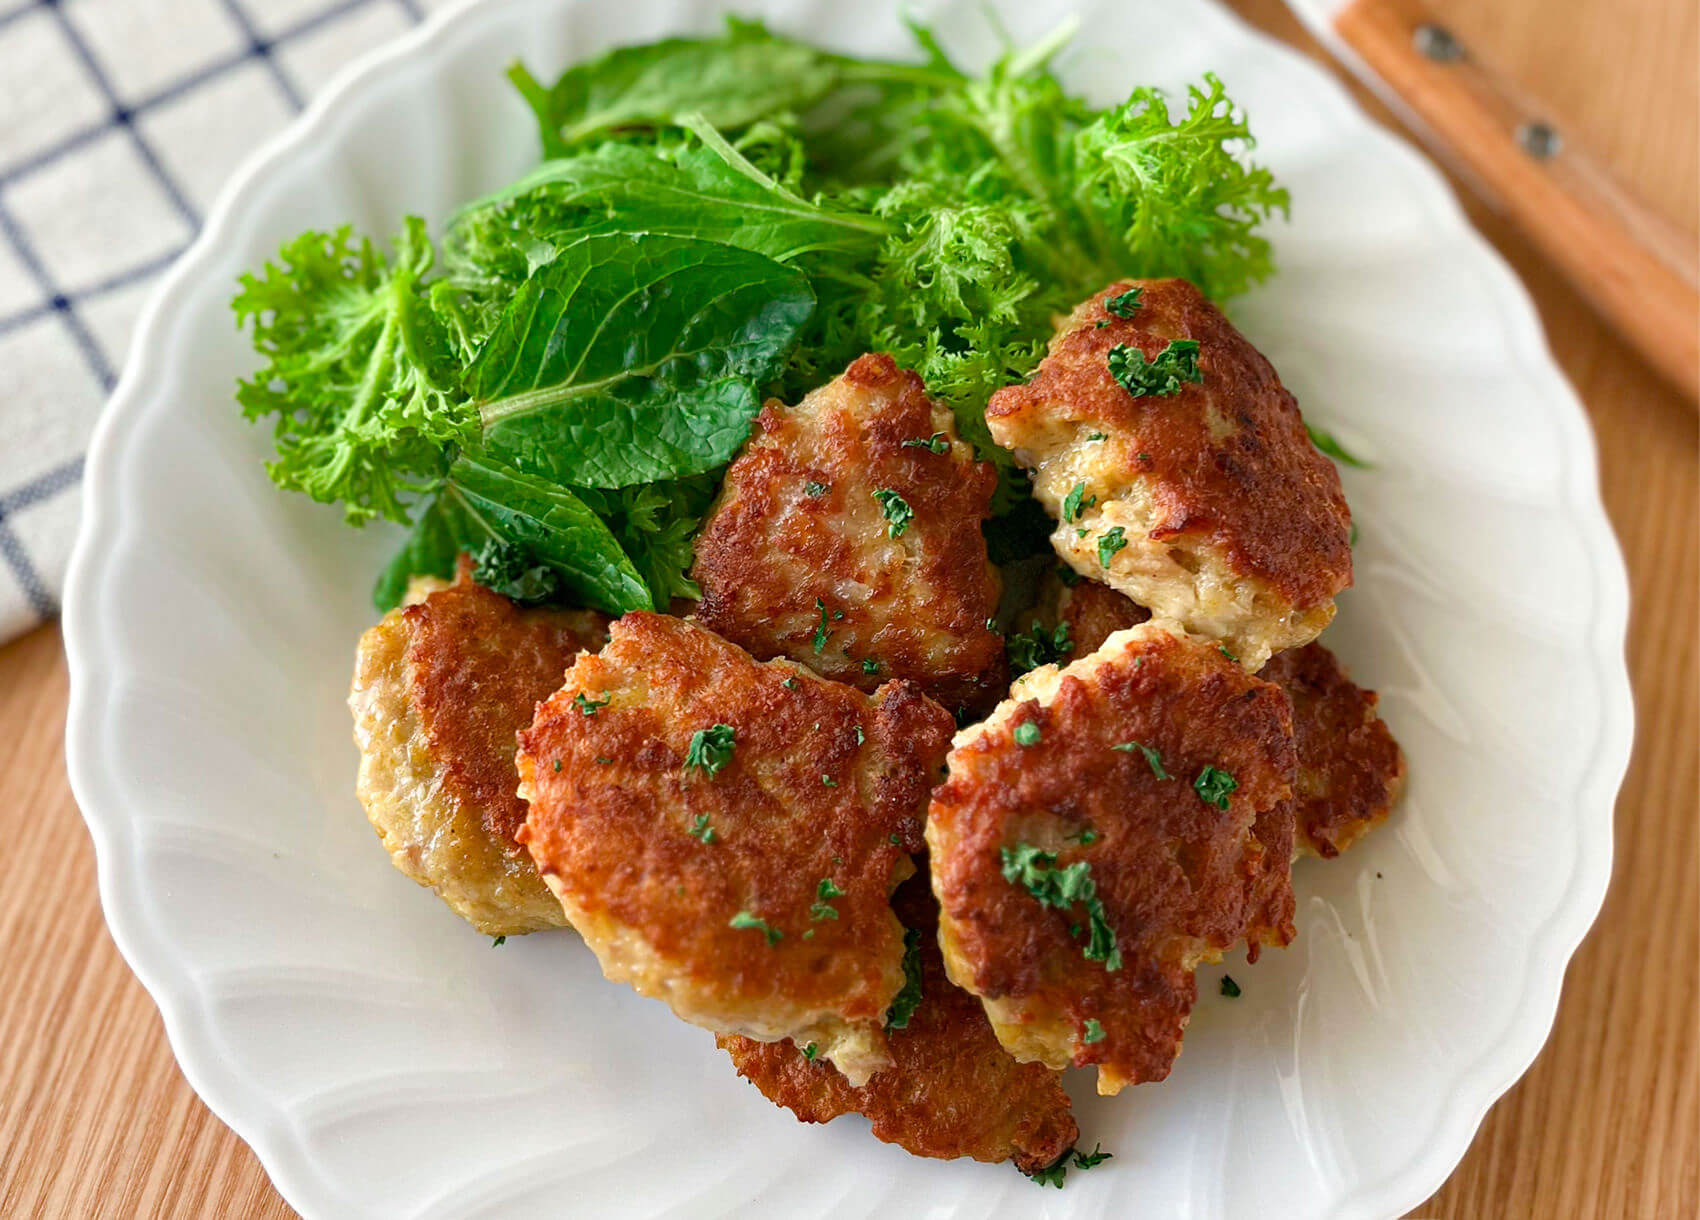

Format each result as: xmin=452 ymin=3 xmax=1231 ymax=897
xmin=1516 ymin=122 xmax=1563 ymax=160
xmin=1413 ymin=23 xmax=1465 ymax=63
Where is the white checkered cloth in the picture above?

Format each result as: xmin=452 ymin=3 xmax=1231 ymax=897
xmin=0 ymin=0 xmax=463 ymax=643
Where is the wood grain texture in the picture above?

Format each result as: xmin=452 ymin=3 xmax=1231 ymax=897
xmin=1333 ymin=0 xmax=1699 ymax=402
xmin=0 ymin=0 xmax=1695 ymax=1216
xmin=0 ymin=626 xmax=292 ymax=1220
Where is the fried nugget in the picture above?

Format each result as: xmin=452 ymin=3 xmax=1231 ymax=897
xmin=517 ymin=613 xmax=956 ymax=1085
xmin=986 ymin=280 xmax=1352 ymax=669
xmin=1026 ymin=568 xmax=1404 ymax=858
xmin=718 ymin=875 xmax=1079 ymax=1174
xmin=1260 ymin=643 xmax=1406 ymax=858
xmin=927 ymin=621 xmax=1296 ymax=1095
xmin=691 ymin=353 xmax=1006 ymax=716
xmin=1022 ymin=565 xmax=1153 ymax=661
xmin=349 ymin=566 xmax=608 ymax=936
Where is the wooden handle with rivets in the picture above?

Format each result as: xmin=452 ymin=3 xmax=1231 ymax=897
xmin=1334 ymin=0 xmax=1699 ymax=403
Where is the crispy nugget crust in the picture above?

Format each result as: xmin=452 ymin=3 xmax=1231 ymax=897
xmin=349 ymin=573 xmax=607 ymax=936
xmin=691 ymin=353 xmax=1006 ymax=716
xmin=1260 ymin=643 xmax=1406 ymax=858
xmin=927 ymin=623 xmax=1296 ymax=1095
xmin=1029 ymin=568 xmax=1152 ymax=657
xmin=718 ymin=877 xmax=1078 ymax=1174
xmin=1025 ymin=572 xmax=1400 ymax=860
xmin=986 ymin=280 xmax=1352 ymax=667
xmin=517 ymin=613 xmax=955 ymax=1084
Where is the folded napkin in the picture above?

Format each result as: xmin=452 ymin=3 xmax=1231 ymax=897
xmin=0 ymin=0 xmax=456 ymax=643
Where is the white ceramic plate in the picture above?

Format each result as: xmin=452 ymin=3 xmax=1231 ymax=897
xmin=63 ymin=0 xmax=1633 ymax=1216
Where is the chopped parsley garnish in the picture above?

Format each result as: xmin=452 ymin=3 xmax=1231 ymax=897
xmin=1082 ymin=1018 xmax=1106 ymax=1044
xmin=853 ymin=725 xmax=865 ymax=745
xmin=872 ymin=488 xmax=913 ymax=538
xmin=1056 ymin=564 xmax=1081 ymax=587
xmin=861 ymin=658 xmax=880 ymax=675
xmin=1029 ymin=1143 xmax=1114 ymax=1187
xmin=490 ymin=935 xmax=506 ymax=947
xmin=1014 ymin=721 xmax=1042 ymax=747
xmin=573 ymin=691 xmax=611 ymax=716
xmin=812 ymin=598 xmax=832 ymax=653
xmin=552 ymin=758 xmax=563 ymax=773
xmin=1097 ymin=526 xmax=1127 ymax=567
xmin=1112 ymin=740 xmax=1169 ymax=779
xmin=1307 ymin=424 xmax=1369 ymax=468
xmin=684 ymin=723 xmax=736 ymax=777
xmin=1218 ymin=645 xmax=1239 ymax=662
xmin=884 ymin=926 xmax=924 ymax=1030
xmin=1031 ymin=1163 xmax=1068 ymax=1188
xmin=821 ymin=774 xmax=837 ymax=787
xmin=729 ymin=910 xmax=782 ymax=945
xmin=1007 ymin=621 xmax=1072 ymax=676
xmin=801 ymin=1041 xmax=819 ymax=1060
xmin=1220 ymin=975 xmax=1242 ymax=998
xmin=688 ymin=814 xmax=718 ymax=844
xmin=1194 ymin=764 xmax=1238 ymax=810
xmin=1107 ymin=338 xmax=1203 ymax=397
xmin=902 ymin=432 xmax=949 ymax=453
xmin=888 ymin=833 xmax=901 ymax=845
xmin=1105 ymin=286 xmax=1144 ymax=317
xmin=782 ymin=675 xmax=798 ymax=689
xmin=1000 ymin=844 xmax=1121 ymax=970
xmin=1085 ymin=431 xmax=1108 ymax=442
xmin=1073 ymin=1144 xmax=1112 ymax=1169
xmin=810 ymin=877 xmax=846 ymax=921
xmin=1061 ymin=481 xmax=1096 ymax=522
xmin=595 ymin=756 xmax=612 ymax=765
xmin=1069 ymin=826 xmax=1099 ymax=846
xmin=804 ymin=480 xmax=830 ymax=497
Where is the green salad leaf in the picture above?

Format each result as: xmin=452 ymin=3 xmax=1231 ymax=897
xmin=238 ymin=15 xmax=1293 ymax=616
xmin=573 ymin=476 xmax=719 ymax=607
xmin=446 ymin=138 xmax=884 ymax=288
xmin=234 ymin=218 xmax=475 ymax=526
xmin=884 ymin=925 xmax=924 ymax=1030
xmin=471 ymin=233 xmax=814 ymax=488
xmin=469 ymin=537 xmax=562 ymax=604
xmin=1070 ymin=74 xmax=1289 ymax=301
xmin=509 ymin=19 xmax=844 ymax=157
xmin=372 ymin=454 xmax=652 ymax=614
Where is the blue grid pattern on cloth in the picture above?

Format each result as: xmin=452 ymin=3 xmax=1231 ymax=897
xmin=0 ymin=0 xmax=456 ymax=640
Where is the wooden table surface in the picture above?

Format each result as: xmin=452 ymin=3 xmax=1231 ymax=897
xmin=1 ymin=1 xmax=1694 ymax=1216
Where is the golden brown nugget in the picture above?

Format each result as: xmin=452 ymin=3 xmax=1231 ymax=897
xmin=1018 ymin=570 xmax=1290 ymax=946
xmin=1260 ymin=644 xmax=1406 ymax=858
xmin=1026 ymin=569 xmax=1403 ymax=859
xmin=1012 ymin=566 xmax=1153 ymax=668
xmin=927 ymin=622 xmax=1296 ymax=1095
xmin=719 ymin=876 xmax=1079 ymax=1175
xmin=691 ymin=353 xmax=1006 ymax=717
xmin=986 ymin=279 xmax=1352 ymax=669
xmin=349 ymin=566 xmax=608 ymax=937
xmin=517 ymin=613 xmax=956 ymax=1085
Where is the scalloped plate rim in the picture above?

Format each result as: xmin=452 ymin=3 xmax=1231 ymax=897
xmin=61 ymin=1 xmax=1633 ymax=1217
